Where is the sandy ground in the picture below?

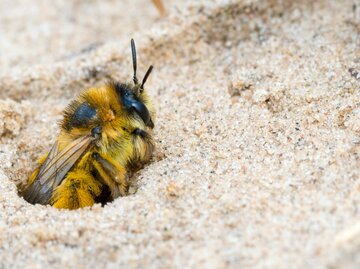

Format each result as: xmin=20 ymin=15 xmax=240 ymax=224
xmin=0 ymin=0 xmax=360 ymax=268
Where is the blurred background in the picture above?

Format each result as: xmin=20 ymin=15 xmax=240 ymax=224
xmin=0 ymin=0 xmax=171 ymax=72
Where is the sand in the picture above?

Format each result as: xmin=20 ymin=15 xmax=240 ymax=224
xmin=0 ymin=0 xmax=359 ymax=268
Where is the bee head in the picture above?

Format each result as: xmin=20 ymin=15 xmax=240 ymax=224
xmin=107 ymin=39 xmax=155 ymax=129
xmin=123 ymin=38 xmax=155 ymax=128
xmin=114 ymin=83 xmax=154 ymax=129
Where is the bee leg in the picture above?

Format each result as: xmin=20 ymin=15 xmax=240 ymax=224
xmin=132 ymin=128 xmax=155 ymax=163
xmin=92 ymin=153 xmax=128 ymax=199
xmin=50 ymin=170 xmax=102 ymax=209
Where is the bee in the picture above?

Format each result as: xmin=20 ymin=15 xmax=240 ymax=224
xmin=23 ymin=39 xmax=156 ymax=209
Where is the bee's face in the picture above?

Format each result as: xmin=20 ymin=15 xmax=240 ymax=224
xmin=114 ymin=83 xmax=154 ymax=129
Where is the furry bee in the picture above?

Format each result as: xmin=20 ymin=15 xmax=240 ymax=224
xmin=23 ymin=39 xmax=155 ymax=209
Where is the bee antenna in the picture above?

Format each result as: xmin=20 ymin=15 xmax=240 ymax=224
xmin=140 ymin=65 xmax=153 ymax=91
xmin=131 ymin=39 xmax=138 ymax=85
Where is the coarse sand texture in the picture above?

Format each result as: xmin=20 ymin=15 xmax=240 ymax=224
xmin=0 ymin=0 xmax=359 ymax=268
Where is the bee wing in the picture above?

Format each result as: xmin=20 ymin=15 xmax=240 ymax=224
xmin=24 ymin=135 xmax=93 ymax=205
xmin=38 ymin=141 xmax=59 ymax=177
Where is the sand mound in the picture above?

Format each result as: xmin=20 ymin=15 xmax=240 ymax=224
xmin=0 ymin=0 xmax=359 ymax=268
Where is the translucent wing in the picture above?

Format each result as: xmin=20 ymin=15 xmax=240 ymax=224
xmin=23 ymin=135 xmax=93 ymax=205
xmin=38 ymin=141 xmax=59 ymax=177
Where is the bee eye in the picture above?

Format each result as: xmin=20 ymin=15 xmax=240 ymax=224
xmin=130 ymin=101 xmax=150 ymax=126
xmin=116 ymin=85 xmax=152 ymax=127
